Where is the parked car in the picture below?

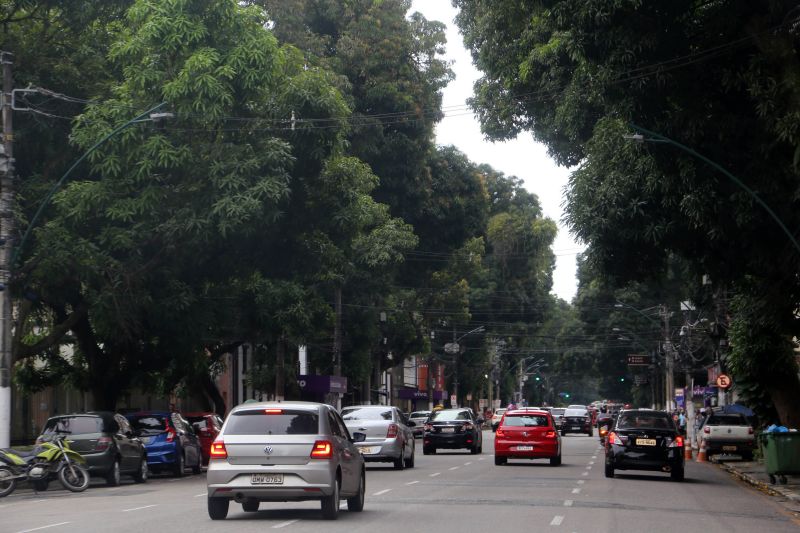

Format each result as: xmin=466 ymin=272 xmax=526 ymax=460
xmin=126 ymin=411 xmax=203 ymax=476
xmin=490 ymin=408 xmax=507 ymax=431
xmin=184 ymin=412 xmax=224 ymax=465
xmin=423 ymin=408 xmax=483 ymax=454
xmin=696 ymin=412 xmax=755 ymax=459
xmin=494 ymin=408 xmax=561 ymax=466
xmin=38 ymin=412 xmax=147 ymax=487
xmin=206 ymin=401 xmax=366 ymax=520
xmin=340 ymin=405 xmax=415 ymax=469
xmin=605 ymin=409 xmax=685 ymax=481
xmin=408 ymin=411 xmax=431 ymax=438
xmin=561 ymin=408 xmax=593 ymax=436
xmin=550 ymin=408 xmax=566 ymax=430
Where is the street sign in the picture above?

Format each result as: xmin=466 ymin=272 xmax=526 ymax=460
xmin=716 ymin=373 xmax=732 ymax=389
xmin=634 ymin=375 xmax=648 ymax=385
xmin=627 ymin=354 xmax=651 ymax=366
xmin=450 ymin=394 xmax=457 ymax=407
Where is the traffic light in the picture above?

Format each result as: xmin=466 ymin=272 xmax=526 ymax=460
xmin=534 ymin=376 xmax=540 ymax=381
xmin=620 ymin=377 xmax=626 ymax=382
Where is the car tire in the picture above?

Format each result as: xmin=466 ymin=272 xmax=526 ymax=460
xmin=550 ymin=454 xmax=562 ymax=466
xmin=346 ymin=470 xmax=365 ymax=512
xmin=133 ymin=456 xmax=148 ymax=483
xmin=423 ymin=446 xmax=435 ymax=455
xmin=321 ymin=475 xmax=340 ymax=520
xmin=404 ymin=445 xmax=415 ymax=468
xmin=241 ymin=499 xmax=259 ymax=512
xmin=741 ymin=451 xmax=753 ymax=461
xmin=191 ymin=453 xmax=202 ymax=475
xmin=106 ymin=458 xmax=121 ymax=487
xmin=561 ymin=429 xmax=567 ymax=436
xmin=671 ymin=466 xmax=685 ymax=482
xmin=604 ymin=461 xmax=614 ymax=478
xmin=393 ymin=447 xmax=405 ymax=470
xmin=494 ymin=456 xmax=507 ymax=466
xmin=172 ymin=451 xmax=185 ymax=478
xmin=587 ymin=429 xmax=593 ymax=437
xmin=208 ymin=497 xmax=229 ymax=520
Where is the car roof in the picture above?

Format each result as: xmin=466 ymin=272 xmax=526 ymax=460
xmin=505 ymin=409 xmax=549 ymax=415
xmin=126 ymin=411 xmax=173 ymax=417
xmin=229 ymin=401 xmax=327 ymax=414
xmin=342 ymin=405 xmax=394 ymax=410
xmin=48 ymin=411 xmax=114 ymax=421
xmin=182 ymin=411 xmax=217 ymax=417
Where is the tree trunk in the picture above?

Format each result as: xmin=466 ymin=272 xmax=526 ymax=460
xmin=275 ymin=334 xmax=285 ymax=401
xmin=769 ymin=374 xmax=800 ymax=428
xmin=201 ymin=373 xmax=226 ymax=417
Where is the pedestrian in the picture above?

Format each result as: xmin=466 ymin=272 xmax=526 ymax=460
xmin=678 ymin=409 xmax=687 ymax=435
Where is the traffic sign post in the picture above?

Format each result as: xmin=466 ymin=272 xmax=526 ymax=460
xmin=715 ymin=374 xmax=732 ymax=389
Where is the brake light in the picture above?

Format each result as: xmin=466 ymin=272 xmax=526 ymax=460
xmin=748 ymin=427 xmax=754 ymax=435
xmin=209 ymin=441 xmax=227 ymax=459
xmin=265 ymin=409 xmax=283 ymax=414
xmin=669 ymin=435 xmax=684 ymax=448
xmin=310 ymin=440 xmax=333 ymax=459
xmin=165 ymin=428 xmax=177 ymax=443
xmin=96 ymin=436 xmax=112 ymax=452
xmin=608 ymin=432 xmax=624 ymax=446
xmin=387 ymin=424 xmax=398 ymax=438
xmin=496 ymin=428 xmax=505 ymax=437
xmin=545 ymin=430 xmax=556 ymax=438
xmin=704 ymin=426 xmax=710 ymax=434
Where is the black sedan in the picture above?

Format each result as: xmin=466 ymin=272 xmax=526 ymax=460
xmin=561 ymin=408 xmax=593 ymax=436
xmin=423 ymin=408 xmax=483 ymax=454
xmin=605 ymin=409 xmax=685 ymax=481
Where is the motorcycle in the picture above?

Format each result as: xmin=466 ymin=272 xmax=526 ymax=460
xmin=0 ymin=434 xmax=90 ymax=497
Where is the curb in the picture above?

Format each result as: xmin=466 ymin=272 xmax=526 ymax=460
xmin=717 ymin=462 xmax=800 ymax=503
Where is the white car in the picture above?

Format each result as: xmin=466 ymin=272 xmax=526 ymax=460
xmin=491 ymin=408 xmax=507 ymax=431
xmin=341 ymin=405 xmax=415 ymax=469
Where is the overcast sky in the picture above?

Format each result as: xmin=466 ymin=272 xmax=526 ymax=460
xmin=410 ymin=1 xmax=584 ymax=302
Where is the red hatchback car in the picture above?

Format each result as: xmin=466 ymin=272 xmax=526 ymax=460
xmin=183 ymin=412 xmax=224 ymax=465
xmin=494 ymin=408 xmax=562 ymax=466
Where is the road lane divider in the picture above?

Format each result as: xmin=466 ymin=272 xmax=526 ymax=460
xmin=272 ymin=519 xmax=299 ymax=529
xmin=430 ymin=472 xmax=440 ymax=477
xmin=449 ymin=466 xmax=459 ymax=471
xmin=373 ymin=489 xmax=392 ymax=496
xmin=563 ymin=500 xmax=573 ymax=507
xmin=194 ymin=493 xmax=206 ymax=497
xmin=464 ymin=462 xmax=472 ymax=465
xmin=16 ymin=522 xmax=70 ymax=533
xmin=571 ymin=488 xmax=581 ymax=494
xmin=550 ymin=515 xmax=564 ymax=526
xmin=405 ymin=481 xmax=419 ymax=485
xmin=122 ymin=504 xmax=157 ymax=512
xmin=577 ymin=480 xmax=585 ymax=484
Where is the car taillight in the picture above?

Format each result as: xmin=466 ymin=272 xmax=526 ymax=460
xmin=209 ymin=441 xmax=227 ymax=459
xmin=608 ymin=432 xmax=624 ymax=446
xmin=545 ymin=430 xmax=556 ymax=438
xmin=496 ymin=429 xmax=505 ymax=437
xmin=310 ymin=440 xmax=333 ymax=459
xmin=424 ymin=423 xmax=432 ymax=431
xmin=265 ymin=409 xmax=283 ymax=414
xmin=464 ymin=423 xmax=474 ymax=431
xmin=748 ymin=427 xmax=754 ymax=435
xmin=669 ymin=435 xmax=684 ymax=448
xmin=165 ymin=428 xmax=177 ymax=443
xmin=387 ymin=424 xmax=398 ymax=438
xmin=704 ymin=426 xmax=710 ymax=434
xmin=96 ymin=436 xmax=112 ymax=452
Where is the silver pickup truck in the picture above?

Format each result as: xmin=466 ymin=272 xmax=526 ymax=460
xmin=697 ymin=412 xmax=755 ymax=459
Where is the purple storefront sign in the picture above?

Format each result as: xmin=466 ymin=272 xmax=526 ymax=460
xmin=398 ymin=389 xmax=428 ymax=400
xmin=298 ymin=375 xmax=348 ymax=394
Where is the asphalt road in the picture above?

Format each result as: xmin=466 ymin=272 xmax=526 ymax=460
xmin=2 ymin=431 xmax=798 ymax=533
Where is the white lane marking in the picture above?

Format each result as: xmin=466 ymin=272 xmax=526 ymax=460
xmin=406 ymin=480 xmax=419 ymax=485
xmin=589 ymin=461 xmax=595 ymax=465
xmin=464 ymin=462 xmax=472 ymax=465
xmin=373 ymin=489 xmax=392 ymax=496
xmin=122 ymin=504 xmax=157 ymax=512
xmin=586 ymin=466 xmax=592 ymax=470
xmin=16 ymin=523 xmax=70 ymax=533
xmin=449 ymin=466 xmax=459 ymax=471
xmin=571 ymin=488 xmax=581 ymax=494
xmin=591 ymin=456 xmax=597 ymax=459
xmin=194 ymin=493 xmax=206 ymax=497
xmin=550 ymin=515 xmax=564 ymax=526
xmin=577 ymin=480 xmax=585 ymax=484
xmin=581 ymin=472 xmax=588 ymax=476
xmin=272 ymin=519 xmax=299 ymax=529
xmin=430 ymin=472 xmax=440 ymax=477
xmin=478 ymin=457 xmax=485 ymax=461
xmin=564 ymin=500 xmax=573 ymax=507
xmin=169 ymin=478 xmax=182 ymax=482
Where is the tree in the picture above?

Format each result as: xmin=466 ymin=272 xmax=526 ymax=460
xmin=455 ymin=0 xmax=800 ymax=426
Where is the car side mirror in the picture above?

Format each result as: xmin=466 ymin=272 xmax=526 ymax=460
xmin=351 ymin=432 xmax=366 ymax=443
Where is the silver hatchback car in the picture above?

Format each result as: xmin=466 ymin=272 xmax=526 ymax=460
xmin=206 ymin=401 xmax=366 ymax=520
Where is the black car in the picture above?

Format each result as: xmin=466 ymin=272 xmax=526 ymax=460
xmin=561 ymin=408 xmax=593 ymax=436
xmin=604 ymin=409 xmax=685 ymax=481
xmin=39 ymin=412 xmax=148 ymax=487
xmin=423 ymin=408 xmax=483 ymax=454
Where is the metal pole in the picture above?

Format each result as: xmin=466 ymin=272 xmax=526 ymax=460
xmin=0 ymin=52 xmax=14 ymax=448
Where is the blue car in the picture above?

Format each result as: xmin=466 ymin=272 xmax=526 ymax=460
xmin=126 ymin=411 xmax=203 ymax=476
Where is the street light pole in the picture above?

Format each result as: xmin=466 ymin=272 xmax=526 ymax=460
xmin=445 ymin=325 xmax=485 ymax=408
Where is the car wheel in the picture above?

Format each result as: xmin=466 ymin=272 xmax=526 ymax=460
xmin=404 ymin=445 xmax=415 ymax=468
xmin=191 ymin=453 xmax=202 ymax=475
xmin=241 ymin=499 xmax=259 ymax=512
xmin=172 ymin=451 xmax=185 ymax=478
xmin=346 ymin=470 xmax=365 ymax=512
xmin=133 ymin=456 xmax=148 ymax=483
xmin=587 ymin=429 xmax=593 ymax=437
xmin=670 ymin=466 xmax=685 ymax=482
xmin=106 ymin=458 xmax=121 ymax=487
xmin=321 ymin=475 xmax=340 ymax=520
xmin=550 ymin=454 xmax=562 ymax=466
xmin=423 ymin=446 xmax=435 ymax=455
xmin=393 ymin=447 xmax=406 ymax=470
xmin=561 ymin=429 xmax=567 ymax=436
xmin=494 ymin=456 xmax=507 ymax=466
xmin=604 ymin=461 xmax=614 ymax=478
xmin=741 ymin=451 xmax=753 ymax=461
xmin=470 ymin=442 xmax=479 ymax=455
xmin=208 ymin=497 xmax=229 ymax=520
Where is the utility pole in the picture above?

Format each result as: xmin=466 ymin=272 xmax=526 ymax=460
xmin=0 ymin=51 xmax=14 ymax=448
xmin=332 ymin=286 xmax=342 ymax=410
xmin=661 ymin=304 xmax=675 ymax=412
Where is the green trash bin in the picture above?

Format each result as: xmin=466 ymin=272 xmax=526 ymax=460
xmin=760 ymin=432 xmax=800 ymax=485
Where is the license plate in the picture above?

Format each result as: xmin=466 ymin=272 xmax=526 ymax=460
xmin=722 ymin=445 xmax=737 ymax=451
xmin=358 ymin=447 xmax=374 ymax=455
xmin=251 ymin=473 xmax=283 ymax=485
xmin=571 ymin=426 xmax=579 ymax=430
xmin=636 ymin=438 xmax=657 ymax=446
xmin=441 ymin=427 xmax=455 ymax=433
xmin=517 ymin=445 xmax=533 ymax=451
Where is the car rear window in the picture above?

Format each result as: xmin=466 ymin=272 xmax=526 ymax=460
xmin=128 ymin=415 xmax=168 ymax=434
xmin=409 ymin=411 xmax=430 ymax=419
xmin=225 ymin=410 xmax=319 ymax=435
xmin=341 ymin=407 xmax=393 ymax=421
xmin=550 ymin=408 xmax=565 ymax=415
xmin=503 ymin=415 xmax=550 ymax=427
xmin=706 ymin=415 xmax=746 ymax=426
xmin=431 ymin=410 xmax=471 ymax=421
xmin=43 ymin=416 xmax=104 ymax=435
xmin=617 ymin=413 xmax=672 ymax=429
xmin=564 ymin=409 xmax=587 ymax=417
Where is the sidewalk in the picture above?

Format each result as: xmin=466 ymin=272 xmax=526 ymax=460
xmin=711 ymin=455 xmax=800 ymax=504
